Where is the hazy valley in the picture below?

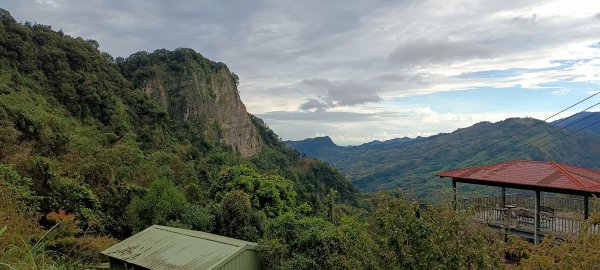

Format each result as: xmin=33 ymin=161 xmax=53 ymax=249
xmin=286 ymin=114 xmax=600 ymax=194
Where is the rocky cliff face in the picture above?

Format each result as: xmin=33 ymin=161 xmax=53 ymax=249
xmin=124 ymin=49 xmax=261 ymax=157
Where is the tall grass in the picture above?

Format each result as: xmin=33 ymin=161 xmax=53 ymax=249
xmin=0 ymin=224 xmax=71 ymax=270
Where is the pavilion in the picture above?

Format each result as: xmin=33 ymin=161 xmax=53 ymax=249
xmin=437 ymin=160 xmax=600 ymax=243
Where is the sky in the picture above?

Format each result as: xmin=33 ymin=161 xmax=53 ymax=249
xmin=4 ymin=0 xmax=600 ymax=145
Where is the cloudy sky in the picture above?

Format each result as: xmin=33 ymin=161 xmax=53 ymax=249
xmin=5 ymin=0 xmax=600 ymax=145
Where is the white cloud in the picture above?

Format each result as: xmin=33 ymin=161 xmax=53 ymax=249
xmin=263 ymin=106 xmax=557 ymax=145
xmin=4 ymin=0 xmax=600 ymax=143
xmin=551 ymin=89 xmax=572 ymax=95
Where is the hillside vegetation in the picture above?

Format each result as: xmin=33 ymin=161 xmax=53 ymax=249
xmin=551 ymin=111 xmax=600 ymax=133
xmin=287 ymin=117 xmax=600 ymax=194
xmin=2 ymin=8 xmax=600 ymax=269
xmin=0 ymin=9 xmax=359 ymax=267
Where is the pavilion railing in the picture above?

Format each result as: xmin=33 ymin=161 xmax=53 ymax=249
xmin=458 ymin=193 xmax=600 ymax=236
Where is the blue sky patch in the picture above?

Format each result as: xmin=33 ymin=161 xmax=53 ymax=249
xmin=459 ymin=59 xmax=592 ymax=79
xmin=388 ymin=83 xmax=599 ymax=115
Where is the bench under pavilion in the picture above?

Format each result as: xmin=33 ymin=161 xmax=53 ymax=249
xmin=437 ymin=160 xmax=600 ymax=243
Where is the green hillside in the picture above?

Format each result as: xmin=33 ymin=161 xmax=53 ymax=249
xmin=552 ymin=111 xmax=600 ymax=133
xmin=287 ymin=118 xmax=600 ymax=194
xmin=284 ymin=136 xmax=338 ymax=156
xmin=3 ymin=8 xmax=600 ymax=269
xmin=0 ymin=8 xmax=358 ymax=265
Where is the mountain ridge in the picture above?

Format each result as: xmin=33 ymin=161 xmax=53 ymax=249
xmin=118 ymin=49 xmax=262 ymax=157
xmin=284 ymin=135 xmax=422 ymax=157
xmin=0 ymin=8 xmax=357 ymax=243
xmin=285 ymin=117 xmax=600 ymax=194
xmin=551 ymin=111 xmax=600 ymax=133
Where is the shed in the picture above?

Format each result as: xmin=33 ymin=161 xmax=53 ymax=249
xmin=101 ymin=225 xmax=261 ymax=270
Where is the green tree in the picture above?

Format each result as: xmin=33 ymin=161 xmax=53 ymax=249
xmin=218 ymin=189 xmax=261 ymax=241
xmin=215 ymin=164 xmax=297 ymax=217
xmin=126 ymin=179 xmax=187 ymax=232
xmin=260 ymin=212 xmax=340 ymax=269
xmin=180 ymin=204 xmax=215 ymax=232
xmin=369 ymin=193 xmax=503 ymax=270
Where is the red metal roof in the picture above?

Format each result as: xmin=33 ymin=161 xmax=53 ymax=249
xmin=437 ymin=160 xmax=600 ymax=195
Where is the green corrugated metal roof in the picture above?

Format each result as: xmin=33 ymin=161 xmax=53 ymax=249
xmin=101 ymin=225 xmax=258 ymax=269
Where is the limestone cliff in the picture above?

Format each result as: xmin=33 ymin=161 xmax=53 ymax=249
xmin=120 ymin=49 xmax=261 ymax=157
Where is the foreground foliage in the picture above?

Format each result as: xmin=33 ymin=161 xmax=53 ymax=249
xmin=505 ymin=217 xmax=600 ymax=269
xmin=0 ymin=8 xmax=355 ymax=267
xmin=260 ymin=192 xmax=504 ymax=270
xmin=2 ymin=8 xmax=599 ymax=269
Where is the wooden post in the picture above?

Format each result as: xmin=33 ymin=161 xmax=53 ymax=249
xmin=501 ymin=187 xmax=506 ymax=207
xmin=534 ymin=190 xmax=540 ymax=244
xmin=584 ymin=195 xmax=589 ymax=220
xmin=328 ymin=189 xmax=337 ymax=223
xmin=452 ymin=180 xmax=457 ymax=210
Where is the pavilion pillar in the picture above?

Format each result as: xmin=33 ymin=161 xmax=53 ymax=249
xmin=452 ymin=180 xmax=457 ymax=210
xmin=534 ymin=190 xmax=540 ymax=244
xmin=584 ymin=196 xmax=589 ymax=220
xmin=501 ymin=187 xmax=506 ymax=207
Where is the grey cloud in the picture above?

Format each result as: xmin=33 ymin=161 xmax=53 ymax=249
xmin=326 ymin=82 xmax=381 ymax=106
xmin=376 ymin=73 xmax=414 ymax=81
xmin=5 ymin=0 xmax=600 ymax=143
xmin=510 ymin=13 xmax=537 ymax=25
xmin=301 ymin=78 xmax=333 ymax=88
xmin=298 ymin=81 xmax=381 ymax=111
xmin=299 ymin=98 xmax=328 ymax=112
xmin=261 ymin=78 xmax=332 ymax=97
xmin=5 ymin=0 xmax=261 ymax=58
xmin=389 ymin=37 xmax=493 ymax=66
xmin=373 ymin=73 xmax=429 ymax=90
xmin=258 ymin=111 xmax=376 ymax=123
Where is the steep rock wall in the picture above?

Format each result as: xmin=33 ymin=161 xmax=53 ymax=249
xmin=126 ymin=49 xmax=261 ymax=157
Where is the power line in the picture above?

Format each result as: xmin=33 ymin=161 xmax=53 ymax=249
xmin=481 ymin=102 xmax=600 ymax=163
xmin=517 ymin=109 xmax=600 ymax=148
xmin=428 ymin=92 xmax=600 ymax=150
xmin=497 ymin=115 xmax=600 ymax=161
xmin=539 ymin=91 xmax=599 ymax=121
xmin=537 ymin=117 xmax=600 ymax=149
xmin=468 ymin=92 xmax=599 ymax=164
xmin=546 ymin=101 xmax=600 ymax=127
xmin=480 ymin=91 xmax=599 ymax=152
xmin=490 ymin=111 xmax=600 ymax=162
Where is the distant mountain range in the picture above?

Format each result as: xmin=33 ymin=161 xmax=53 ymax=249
xmin=284 ymin=136 xmax=424 ymax=157
xmin=285 ymin=136 xmax=338 ymax=157
xmin=285 ymin=112 xmax=600 ymax=195
xmin=551 ymin=111 xmax=600 ymax=133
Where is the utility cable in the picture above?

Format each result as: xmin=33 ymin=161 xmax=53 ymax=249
xmin=481 ymin=102 xmax=600 ymax=163
xmin=481 ymin=91 xmax=599 ymax=151
xmin=496 ymin=116 xmax=600 ymax=162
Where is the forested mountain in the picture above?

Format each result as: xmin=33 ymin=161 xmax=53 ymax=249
xmin=284 ymin=136 xmax=338 ymax=157
xmin=117 ymin=49 xmax=262 ymax=157
xmin=359 ymin=136 xmax=420 ymax=146
xmin=0 ymin=8 xmax=361 ymax=267
xmin=284 ymin=136 xmax=421 ymax=157
xmin=4 ymin=8 xmax=600 ymax=269
xmin=286 ymin=118 xmax=600 ymax=194
xmin=551 ymin=111 xmax=600 ymax=133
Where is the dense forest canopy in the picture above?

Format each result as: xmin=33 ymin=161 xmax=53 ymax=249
xmin=1 ymin=8 xmax=600 ymax=269
xmin=0 ymin=7 xmax=356 ymax=264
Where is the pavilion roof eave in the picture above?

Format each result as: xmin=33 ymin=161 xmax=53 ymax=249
xmin=442 ymin=176 xmax=600 ymax=197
